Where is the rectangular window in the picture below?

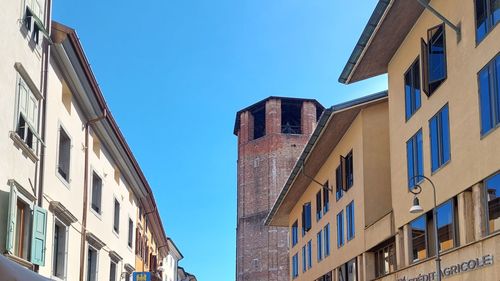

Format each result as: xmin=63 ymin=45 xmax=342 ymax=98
xmin=407 ymin=129 xmax=424 ymax=189
xmin=335 ymin=165 xmax=344 ymax=200
xmin=291 ymin=220 xmax=298 ymax=247
xmin=292 ymin=253 xmax=298 ymax=279
xmin=15 ymin=76 xmax=39 ymax=150
xmin=302 ymin=245 xmax=307 ymax=272
xmin=281 ymin=100 xmax=302 ymax=134
xmin=317 ymin=229 xmax=323 ymax=262
xmin=374 ymin=239 xmax=396 ymax=277
xmin=307 ymin=240 xmax=312 ymax=269
xmin=324 ymin=224 xmax=330 ymax=257
xmin=87 ymin=247 xmax=98 ymax=281
xmin=57 ymin=127 xmax=71 ymax=182
xmin=316 ymin=190 xmax=322 ymax=221
xmin=91 ymin=172 xmax=102 ymax=214
xmin=475 ymin=0 xmax=500 ymax=42
xmin=113 ymin=199 xmax=120 ymax=234
xmin=410 ymin=216 xmax=427 ymax=262
xmin=337 ymin=258 xmax=358 ymax=281
xmin=109 ymin=260 xmax=117 ymax=281
xmin=478 ymin=54 xmax=500 ymax=135
xmin=429 ymin=105 xmax=451 ymax=172
xmin=13 ymin=199 xmax=31 ymax=259
xmin=337 ymin=210 xmax=344 ymax=247
xmin=346 ymin=201 xmax=355 ymax=241
xmin=405 ymin=59 xmax=422 ymax=120
xmin=422 ymin=24 xmax=447 ymax=96
xmin=128 ymin=218 xmax=133 ymax=248
xmin=302 ymin=203 xmax=312 ymax=236
xmin=52 ymin=220 xmax=67 ymax=279
xmin=345 ymin=151 xmax=354 ymax=189
xmin=323 ymin=182 xmax=330 ymax=214
xmin=436 ymin=200 xmax=456 ymax=252
xmin=485 ymin=172 xmax=500 ymax=234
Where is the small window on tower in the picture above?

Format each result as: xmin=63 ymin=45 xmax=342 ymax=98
xmin=251 ymin=106 xmax=266 ymax=140
xmin=281 ymin=100 xmax=302 ymax=134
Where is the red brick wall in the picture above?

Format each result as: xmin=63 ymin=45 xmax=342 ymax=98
xmin=236 ymin=98 xmax=321 ymax=281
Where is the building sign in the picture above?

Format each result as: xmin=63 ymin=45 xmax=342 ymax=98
xmin=396 ymin=254 xmax=494 ymax=281
xmin=133 ymin=272 xmax=151 ymax=281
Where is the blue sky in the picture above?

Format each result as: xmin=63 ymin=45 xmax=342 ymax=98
xmin=53 ymin=1 xmax=386 ymax=280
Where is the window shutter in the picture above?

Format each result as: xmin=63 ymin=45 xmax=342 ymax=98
xmin=30 ymin=205 xmax=47 ymax=265
xmin=27 ymin=95 xmax=38 ymax=128
xmin=340 ymin=156 xmax=347 ymax=191
xmin=5 ymin=185 xmax=18 ymax=253
xmin=18 ymin=79 xmax=28 ymax=118
xmin=421 ymin=39 xmax=430 ymax=96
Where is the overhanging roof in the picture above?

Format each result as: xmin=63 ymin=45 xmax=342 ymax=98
xmin=338 ymin=0 xmax=425 ymax=84
xmin=265 ymin=91 xmax=388 ymax=226
xmin=233 ymin=96 xmax=324 ymax=135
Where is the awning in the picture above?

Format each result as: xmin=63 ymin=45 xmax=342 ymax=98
xmin=0 ymin=255 xmax=54 ymax=281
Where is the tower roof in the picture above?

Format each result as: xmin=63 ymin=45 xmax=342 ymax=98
xmin=233 ymin=96 xmax=324 ymax=135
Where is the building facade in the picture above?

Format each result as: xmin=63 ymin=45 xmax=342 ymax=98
xmin=265 ymin=93 xmax=392 ymax=281
xmin=0 ymin=1 xmax=173 ymax=279
xmin=234 ymin=97 xmax=323 ymax=281
xmin=162 ymin=238 xmax=183 ymax=281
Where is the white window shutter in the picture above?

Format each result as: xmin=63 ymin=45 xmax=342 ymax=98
xmin=5 ymin=184 xmax=18 ymax=253
xmin=18 ymin=79 xmax=28 ymax=119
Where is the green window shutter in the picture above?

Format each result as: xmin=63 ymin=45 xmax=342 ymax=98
xmin=30 ymin=206 xmax=47 ymax=266
xmin=5 ymin=185 xmax=18 ymax=253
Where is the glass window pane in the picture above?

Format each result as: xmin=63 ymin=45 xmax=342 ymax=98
xmin=317 ymin=230 xmax=322 ymax=261
xmin=407 ymin=138 xmax=415 ymax=188
xmin=410 ymin=216 xmax=427 ymax=262
xmin=441 ymin=106 xmax=451 ymax=164
xmin=414 ymin=61 xmax=422 ymax=111
xmin=476 ymin=0 xmax=488 ymax=42
xmin=416 ymin=130 xmax=424 ymax=177
xmin=491 ymin=0 xmax=500 ymax=25
xmin=429 ymin=26 xmax=446 ymax=83
xmin=496 ymin=57 xmax=500 ymax=124
xmin=479 ymin=67 xmax=493 ymax=134
xmin=486 ymin=173 xmax=500 ymax=233
xmin=324 ymin=224 xmax=330 ymax=257
xmin=337 ymin=211 xmax=344 ymax=247
xmin=405 ymin=71 xmax=413 ymax=119
xmin=302 ymin=246 xmax=306 ymax=272
xmin=430 ymin=116 xmax=440 ymax=172
xmin=307 ymin=240 xmax=312 ymax=268
xmin=436 ymin=200 xmax=455 ymax=252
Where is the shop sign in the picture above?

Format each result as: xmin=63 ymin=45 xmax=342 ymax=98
xmin=396 ymin=254 xmax=494 ymax=281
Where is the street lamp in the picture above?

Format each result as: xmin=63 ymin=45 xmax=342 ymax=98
xmin=408 ymin=175 xmax=441 ymax=281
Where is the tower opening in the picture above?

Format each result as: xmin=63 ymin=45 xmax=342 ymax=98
xmin=281 ymin=100 xmax=302 ymax=134
xmin=251 ymin=106 xmax=266 ymax=140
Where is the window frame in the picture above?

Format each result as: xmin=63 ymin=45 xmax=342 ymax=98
xmin=484 ymin=171 xmax=500 ymax=235
xmin=56 ymin=123 xmax=72 ymax=186
xmin=429 ymin=104 xmax=451 ymax=173
xmin=291 ymin=220 xmax=298 ymax=247
xmin=346 ymin=201 xmax=355 ymax=241
xmin=323 ymin=181 xmax=330 ymax=214
xmin=475 ymin=0 xmax=500 ymax=43
xmin=435 ymin=199 xmax=458 ymax=253
xmin=128 ymin=217 xmax=134 ymax=249
xmin=422 ymin=23 xmax=448 ymax=96
xmin=291 ymin=253 xmax=299 ymax=279
xmin=89 ymin=169 xmax=103 ymax=217
xmin=302 ymin=202 xmax=312 ymax=236
xmin=307 ymin=240 xmax=312 ymax=269
xmin=406 ymin=129 xmax=424 ymax=189
xmin=404 ymin=57 xmax=422 ymax=121
xmin=335 ymin=165 xmax=344 ymax=201
xmin=52 ymin=217 xmax=69 ymax=280
xmin=337 ymin=210 xmax=344 ymax=248
xmin=317 ymin=229 xmax=323 ymax=262
xmin=86 ymin=245 xmax=99 ymax=281
xmin=478 ymin=53 xmax=500 ymax=136
xmin=409 ymin=215 xmax=428 ymax=263
xmin=324 ymin=224 xmax=330 ymax=257
xmin=316 ymin=190 xmax=323 ymax=221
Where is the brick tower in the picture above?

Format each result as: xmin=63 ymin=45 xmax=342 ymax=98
xmin=234 ymin=97 xmax=323 ymax=281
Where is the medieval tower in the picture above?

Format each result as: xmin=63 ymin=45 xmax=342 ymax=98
xmin=234 ymin=97 xmax=324 ymax=281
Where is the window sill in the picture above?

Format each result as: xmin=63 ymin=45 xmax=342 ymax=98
xmin=475 ymin=21 xmax=500 ymax=47
xmin=55 ymin=171 xmax=71 ymax=189
xmin=431 ymin=159 xmax=451 ymax=176
xmin=480 ymin=122 xmax=500 ymax=140
xmin=10 ymin=131 xmax=38 ymax=162
xmin=3 ymin=253 xmax=33 ymax=269
xmin=90 ymin=208 xmax=102 ymax=220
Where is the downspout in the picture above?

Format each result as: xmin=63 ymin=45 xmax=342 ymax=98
xmin=79 ymin=110 xmax=107 ymax=281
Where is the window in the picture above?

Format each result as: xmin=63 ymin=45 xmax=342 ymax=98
xmin=345 ymin=151 xmax=354 ymax=189
xmin=405 ymin=59 xmax=422 ymax=120
xmin=291 ymin=221 xmax=298 ymax=247
xmin=323 ymin=182 xmax=330 ymax=214
xmin=485 ymin=172 xmax=500 ymax=234
xmin=475 ymin=0 xmax=500 ymax=42
xmin=337 ymin=210 xmax=344 ymax=247
xmin=410 ymin=216 xmax=427 ymax=262
xmin=436 ymin=200 xmax=456 ymax=252
xmin=128 ymin=218 xmax=133 ymax=248
xmin=6 ymin=183 xmax=47 ymax=265
xmin=478 ymin=54 xmax=500 ymax=135
xmin=406 ymin=129 xmax=423 ymax=189
xmin=302 ymin=203 xmax=312 ymax=236
xmin=109 ymin=260 xmax=117 ymax=281
xmin=302 ymin=245 xmax=307 ymax=272
xmin=324 ymin=224 xmax=330 ymax=257
xmin=87 ymin=247 xmax=98 ymax=281
xmin=307 ymin=240 xmax=312 ymax=269
xmin=15 ymin=76 xmax=39 ymax=150
xmin=91 ymin=172 xmax=102 ymax=214
xmin=52 ymin=219 xmax=68 ymax=279
xmin=374 ymin=239 xmax=396 ymax=278
xmin=292 ymin=254 xmax=299 ymax=279
xmin=337 ymin=258 xmax=358 ymax=281
xmin=335 ymin=165 xmax=344 ymax=201
xmin=421 ymin=24 xmax=447 ymax=96
xmin=315 ymin=272 xmax=332 ymax=281
xmin=317 ymin=230 xmax=323 ymax=262
xmin=23 ymin=0 xmax=46 ymax=46
xmin=346 ymin=201 xmax=355 ymax=241
xmin=113 ymin=198 xmax=120 ymax=234
xmin=57 ymin=127 xmax=71 ymax=182
xmin=251 ymin=106 xmax=266 ymax=140
xmin=429 ymin=105 xmax=451 ymax=172
xmin=281 ymin=100 xmax=302 ymax=134
xmin=316 ymin=190 xmax=322 ymax=221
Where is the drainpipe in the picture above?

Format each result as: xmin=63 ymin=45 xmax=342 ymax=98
xmin=79 ymin=110 xmax=107 ymax=281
